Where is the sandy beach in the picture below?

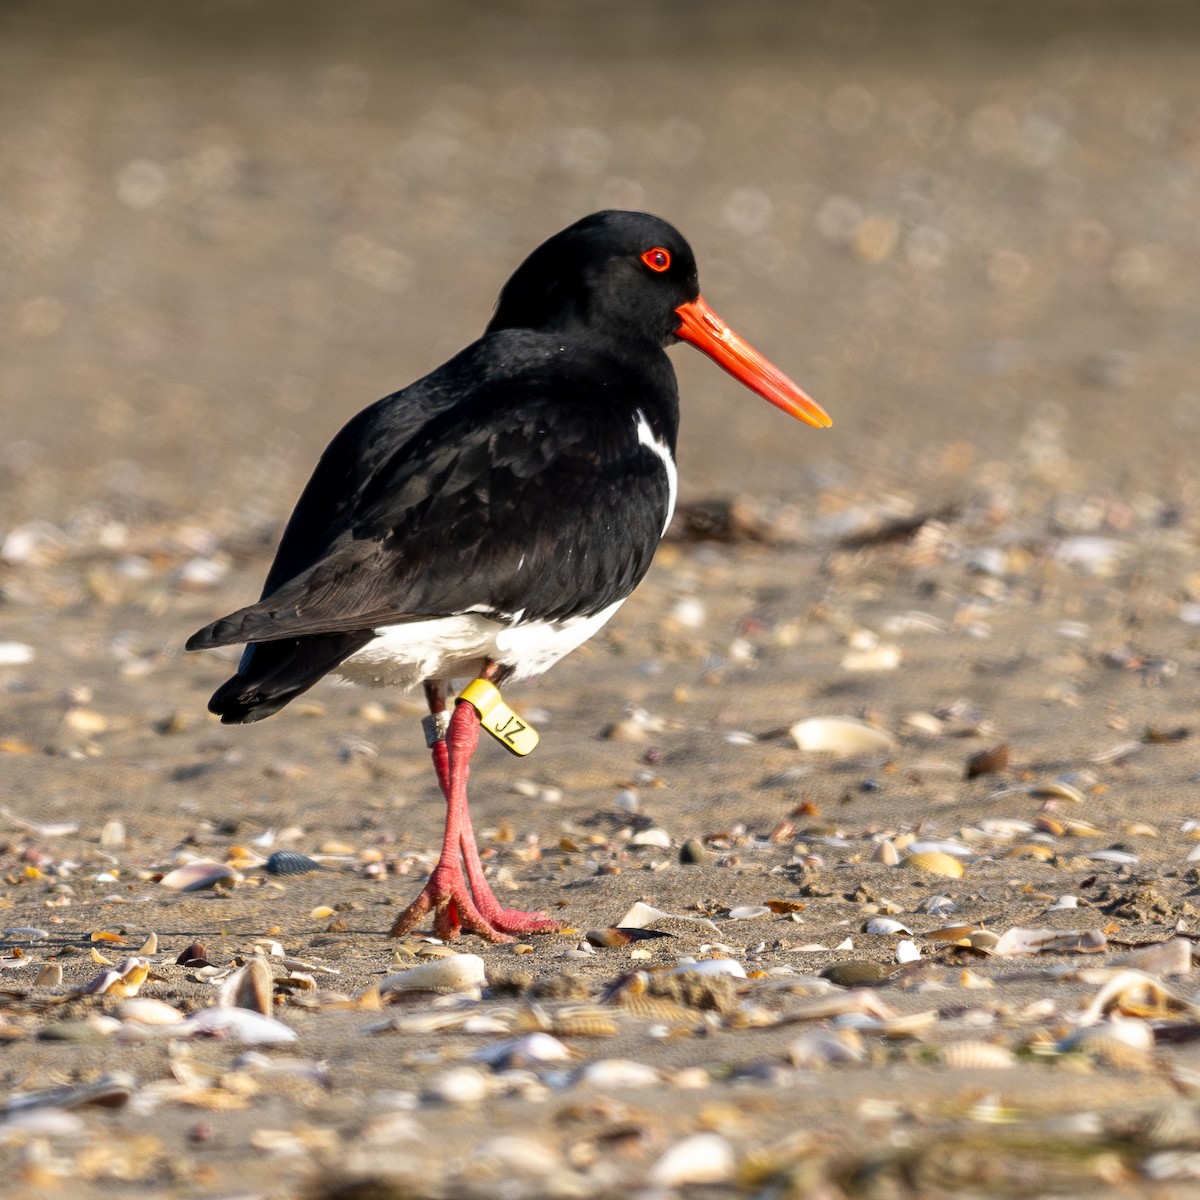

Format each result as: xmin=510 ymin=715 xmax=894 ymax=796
xmin=5 ymin=3 xmax=1200 ymax=1195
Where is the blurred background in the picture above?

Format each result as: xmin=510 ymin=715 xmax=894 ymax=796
xmin=3 ymin=0 xmax=1200 ymax=534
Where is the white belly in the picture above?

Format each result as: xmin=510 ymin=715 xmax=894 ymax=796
xmin=334 ymin=599 xmax=626 ymax=689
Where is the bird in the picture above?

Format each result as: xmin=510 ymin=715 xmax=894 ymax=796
xmin=186 ymin=209 xmax=831 ymax=942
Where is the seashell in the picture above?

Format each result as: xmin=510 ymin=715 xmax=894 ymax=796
xmin=864 ymin=917 xmax=911 ymax=936
xmin=4 ymin=926 xmax=50 ymax=940
xmin=628 ymin=828 xmax=670 ymax=848
xmin=63 ymin=707 xmax=108 ymax=735
xmin=904 ymin=851 xmax=964 ymax=879
xmin=1006 ymin=844 xmax=1055 ymax=861
xmin=219 ymin=955 xmax=274 ymax=1015
xmin=1116 ymin=938 xmax=1192 ymax=978
xmin=136 ymin=932 xmax=158 ymax=955
xmin=941 ymin=1041 xmax=1015 ymax=1069
xmin=959 ymin=969 xmax=994 ymax=989
xmin=923 ymin=894 xmax=956 ymax=915
xmin=673 ymin=957 xmax=747 ymax=979
xmin=100 ymin=820 xmax=125 ymax=849
xmin=1029 ymin=780 xmax=1085 ymax=803
xmin=36 ymin=962 xmax=63 ymax=987
xmin=789 ymin=716 xmax=896 ymax=757
xmin=380 ymin=953 xmax=486 ymax=996
xmin=1062 ymin=1017 xmax=1154 ymax=1068
xmin=264 ymin=850 xmax=322 ymax=876
xmin=907 ymin=839 xmax=972 ymax=857
xmin=543 ymin=1006 xmax=619 ymax=1037
xmin=426 ymin=1066 xmax=490 ymax=1106
xmin=0 ymin=1108 xmax=87 ymax=1136
xmin=39 ymin=1015 xmax=122 ymax=1042
xmin=2 ymin=1071 xmax=136 ymax=1114
xmin=965 ymin=743 xmax=1009 ymax=779
xmin=872 ymin=839 xmax=900 ymax=865
xmin=788 ymin=1028 xmax=865 ymax=1068
xmin=84 ymin=956 xmax=149 ymax=997
xmin=471 ymin=1033 xmax=572 ymax=1068
xmin=977 ymin=818 xmax=1034 ymax=837
xmin=679 ymin=838 xmax=710 ymax=865
xmin=1087 ymin=849 xmax=1138 ymax=864
xmin=726 ymin=905 xmax=771 ymax=921
xmin=577 ymin=1058 xmax=660 ymax=1088
xmin=1078 ymin=969 xmax=1196 ymax=1024
xmin=615 ymin=901 xmax=719 ymax=931
xmin=896 ymin=940 xmax=920 ymax=964
xmin=117 ymin=997 xmax=185 ymax=1025
xmin=183 ymin=1006 xmax=297 ymax=1044
xmin=992 ymin=927 xmax=1107 ymax=956
xmin=1054 ymin=536 xmax=1131 ymax=574
xmin=649 ymin=1132 xmax=735 ymax=1187
xmin=841 ymin=642 xmax=902 ymax=671
xmin=176 ymin=941 xmax=210 ymax=966
xmin=0 ymin=642 xmax=34 ymax=665
xmin=821 ymin=961 xmax=895 ymax=988
xmin=903 ymin=711 xmax=945 ymax=736
xmin=465 ymin=1135 xmax=563 ymax=1180
xmin=1047 ymin=895 xmax=1079 ymax=910
xmin=0 ymin=807 xmax=78 ymax=837
xmin=159 ymin=860 xmax=243 ymax=892
xmin=924 ymin=924 xmax=979 ymax=942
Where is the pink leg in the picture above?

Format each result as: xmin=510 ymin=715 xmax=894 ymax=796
xmin=389 ymin=687 xmax=558 ymax=942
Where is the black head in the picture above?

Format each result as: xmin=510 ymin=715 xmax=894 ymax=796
xmin=487 ymin=210 xmax=700 ymax=350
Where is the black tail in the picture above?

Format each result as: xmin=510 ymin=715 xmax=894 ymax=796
xmin=207 ymin=632 xmax=375 ymax=724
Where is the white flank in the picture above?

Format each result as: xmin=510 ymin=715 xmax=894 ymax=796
xmin=336 ymin=600 xmax=626 ymax=690
xmin=635 ymin=410 xmax=677 ymax=535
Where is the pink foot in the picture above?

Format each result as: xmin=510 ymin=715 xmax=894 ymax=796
xmin=459 ymin=824 xmax=559 ymax=936
xmin=388 ymin=696 xmax=559 ymax=943
xmin=388 ymin=860 xmax=518 ymax=943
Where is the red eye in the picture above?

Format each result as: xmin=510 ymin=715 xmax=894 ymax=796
xmin=640 ymin=247 xmax=671 ymax=273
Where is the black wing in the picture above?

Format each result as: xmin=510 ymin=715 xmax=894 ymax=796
xmin=188 ymin=329 xmax=678 ymax=651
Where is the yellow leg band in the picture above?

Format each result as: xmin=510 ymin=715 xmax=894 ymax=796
xmin=459 ymin=679 xmax=539 ymax=756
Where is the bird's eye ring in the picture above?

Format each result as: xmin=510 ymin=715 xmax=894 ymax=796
xmin=640 ymin=247 xmax=671 ymax=273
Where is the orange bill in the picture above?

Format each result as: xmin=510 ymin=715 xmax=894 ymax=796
xmin=674 ymin=296 xmax=831 ymax=429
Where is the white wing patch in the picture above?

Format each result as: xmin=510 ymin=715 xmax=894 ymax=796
xmin=635 ymin=410 xmax=677 ymax=536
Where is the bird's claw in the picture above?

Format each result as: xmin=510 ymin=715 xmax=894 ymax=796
xmin=387 ymin=864 xmax=558 ymax=944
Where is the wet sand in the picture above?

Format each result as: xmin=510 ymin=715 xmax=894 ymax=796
xmin=5 ymin=4 xmax=1200 ymax=1196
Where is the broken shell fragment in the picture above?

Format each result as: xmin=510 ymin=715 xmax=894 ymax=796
xmin=85 ymin=956 xmax=149 ymax=997
xmin=789 ymin=717 xmax=896 ymax=756
xmin=380 ymin=953 xmax=486 ymax=996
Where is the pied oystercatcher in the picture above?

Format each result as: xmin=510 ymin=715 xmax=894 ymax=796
xmin=187 ymin=210 xmax=831 ymax=942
